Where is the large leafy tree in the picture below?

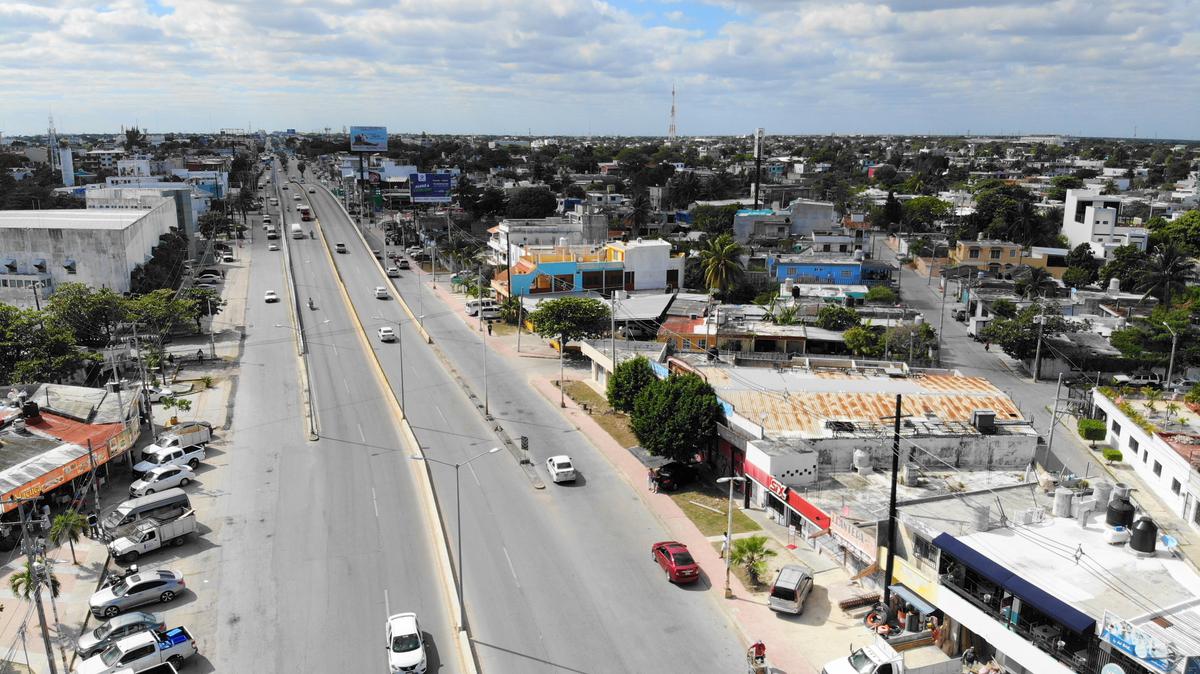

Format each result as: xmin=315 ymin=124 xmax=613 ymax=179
xmin=1138 ymin=242 xmax=1196 ymax=306
xmin=127 ymin=289 xmax=199 ymax=367
xmin=843 ymin=325 xmax=883 ymax=357
xmin=691 ymin=204 xmax=740 ymax=235
xmin=1146 ymin=210 xmax=1200 ymax=254
xmin=902 ymin=196 xmax=952 ymax=231
xmin=527 ymin=296 xmax=610 ymax=345
xmin=0 ymin=305 xmax=92 ymax=383
xmin=699 ymin=233 xmax=744 ymax=294
xmin=185 ymin=287 xmax=226 ymax=333
xmin=980 ymin=302 xmax=1076 ymax=361
xmin=1014 ymin=266 xmax=1058 ymax=299
xmin=44 ymin=283 xmax=129 ymax=348
xmin=607 ymin=356 xmax=657 ymax=412
xmin=631 ymin=373 xmax=723 ymax=462
xmin=1098 ymin=245 xmax=1150 ymax=292
xmin=815 ymin=305 xmax=860 ymax=331
xmin=506 ymin=188 xmax=557 ymax=219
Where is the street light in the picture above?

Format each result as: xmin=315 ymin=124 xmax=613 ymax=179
xmin=411 ymin=447 xmax=502 ymax=631
xmin=716 ymin=475 xmax=746 ymax=599
xmin=373 ymin=314 xmax=422 ymax=412
xmin=1163 ymin=322 xmax=1178 ymax=388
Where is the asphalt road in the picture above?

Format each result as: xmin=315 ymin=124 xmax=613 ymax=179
xmin=212 ymin=160 xmax=459 ymax=673
xmin=304 ymin=168 xmax=746 ymax=673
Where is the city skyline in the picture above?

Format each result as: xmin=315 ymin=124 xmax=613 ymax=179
xmin=1 ymin=0 xmax=1198 ymax=139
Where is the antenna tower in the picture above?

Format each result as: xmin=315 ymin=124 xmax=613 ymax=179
xmin=667 ymin=84 xmax=677 ymax=142
xmin=47 ymin=113 xmax=59 ymax=172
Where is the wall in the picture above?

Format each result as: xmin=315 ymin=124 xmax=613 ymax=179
xmin=619 ymin=242 xmax=683 ymax=291
xmin=813 ymin=432 xmax=1036 ymax=472
xmin=785 ymin=200 xmax=838 ymax=236
xmin=769 ymin=258 xmax=861 ymax=284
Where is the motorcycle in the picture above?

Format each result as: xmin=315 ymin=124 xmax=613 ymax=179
xmin=102 ymin=564 xmax=139 ymax=585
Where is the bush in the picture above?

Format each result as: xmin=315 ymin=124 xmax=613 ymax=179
xmin=607 ymin=356 xmax=657 ymax=412
xmin=1187 ymin=385 xmax=1200 ymax=405
xmin=1102 ymin=448 xmax=1123 ymax=464
xmin=865 ymin=286 xmax=897 ymax=303
xmin=1077 ymin=418 xmax=1107 ymax=447
xmin=815 ymin=305 xmax=860 ymax=331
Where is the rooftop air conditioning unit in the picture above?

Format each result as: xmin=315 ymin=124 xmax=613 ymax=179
xmin=971 ymin=409 xmax=996 ymax=434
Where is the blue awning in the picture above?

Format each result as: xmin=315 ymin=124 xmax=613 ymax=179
xmin=889 ymin=584 xmax=936 ymax=616
xmin=933 ymin=533 xmax=1096 ymax=635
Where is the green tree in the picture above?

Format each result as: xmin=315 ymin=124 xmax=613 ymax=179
xmin=843 ymin=325 xmax=883 ymax=357
xmin=627 ymin=193 xmax=652 ymax=238
xmin=691 ymin=204 xmax=741 ymax=235
xmin=630 ymin=374 xmax=723 ymax=462
xmin=607 ymin=356 xmax=657 ymax=412
xmin=0 ymin=305 xmax=92 ymax=383
xmin=1077 ymin=418 xmax=1107 ymax=448
xmin=980 ymin=302 xmax=1075 ymax=361
xmin=880 ymin=191 xmax=903 ymax=230
xmin=127 ymin=289 xmax=199 ymax=376
xmin=1047 ymin=175 xmax=1084 ymax=202
xmin=44 ymin=283 xmax=129 ymax=348
xmin=1014 ymin=266 xmax=1058 ymax=299
xmin=865 ymin=286 xmax=897 ymax=303
xmin=1061 ymin=267 xmax=1094 ymax=289
xmin=9 ymin=560 xmax=60 ymax=600
xmin=186 ymin=287 xmax=226 ymax=333
xmin=123 ymin=126 xmax=145 ymax=152
xmin=527 ymin=296 xmax=610 ymax=345
xmin=50 ymin=511 xmax=88 ymax=565
xmin=729 ymin=535 xmax=777 ymax=586
xmin=1098 ymin=245 xmax=1150 ymax=292
xmin=1147 ymin=210 xmax=1200 ymax=254
xmin=901 ymin=196 xmax=952 ymax=230
xmin=506 ymin=188 xmax=557 ymax=219
xmin=815 ymin=305 xmax=860 ymax=331
xmin=989 ymin=298 xmax=1017 ymax=318
xmin=699 ymin=233 xmax=744 ymax=294
xmin=1138 ymin=242 xmax=1196 ymax=306
xmin=475 ymin=187 xmax=508 ymax=217
xmin=883 ymin=323 xmax=938 ymax=363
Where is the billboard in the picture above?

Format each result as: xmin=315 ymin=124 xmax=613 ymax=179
xmin=409 ymin=173 xmax=453 ymax=203
xmin=349 ymin=126 xmax=388 ymax=152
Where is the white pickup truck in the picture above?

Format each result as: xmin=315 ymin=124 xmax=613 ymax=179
xmin=74 ymin=627 xmax=197 ymax=674
xmin=822 ymin=639 xmax=959 ymax=674
xmin=109 ymin=512 xmax=196 ymax=564
xmin=133 ymin=445 xmax=205 ymax=478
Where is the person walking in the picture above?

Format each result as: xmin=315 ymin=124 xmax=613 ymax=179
xmin=648 ymin=468 xmax=658 ymax=493
xmin=487 ymin=321 xmax=493 ymax=337
xmin=721 ymin=532 xmax=730 ymax=559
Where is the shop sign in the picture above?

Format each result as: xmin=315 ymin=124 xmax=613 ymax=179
xmin=767 ymin=477 xmax=788 ymax=499
xmin=1100 ymin=610 xmax=1179 ymax=673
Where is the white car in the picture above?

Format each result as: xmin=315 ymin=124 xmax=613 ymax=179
xmin=546 ymin=455 xmax=577 ymax=483
xmin=268 ymin=243 xmax=280 ymax=251
xmin=145 ymin=387 xmax=173 ymax=404
xmin=221 ymin=254 xmax=235 ymax=263
xmin=264 ymin=290 xmax=279 ymax=303
xmin=378 ymin=326 xmax=397 ymax=342
xmin=308 ymin=187 xmax=316 ymax=193
xmin=387 ymin=267 xmax=401 ymax=277
xmin=386 ymin=612 xmax=427 ymax=674
xmin=132 ymin=444 xmax=206 ymax=477
xmin=129 ymin=465 xmax=196 ymax=497
xmin=375 ymin=286 xmax=389 ymax=299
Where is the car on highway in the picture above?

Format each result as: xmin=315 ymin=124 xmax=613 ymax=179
xmin=372 ymin=249 xmax=383 ymax=259
xmin=129 ymin=465 xmax=196 ymax=498
xmin=375 ymin=286 xmax=389 ymax=299
xmin=397 ymin=259 xmax=411 ymax=270
xmin=89 ymin=570 xmax=186 ymax=618
xmin=651 ymin=541 xmax=700 ymax=584
xmin=268 ymin=243 xmax=279 ymax=251
xmin=308 ymin=187 xmax=315 ymax=193
xmin=76 ymin=611 xmax=164 ymax=659
xmin=264 ymin=290 xmax=279 ymax=303
xmin=545 ymin=455 xmax=576 ymax=483
xmin=385 ymin=612 xmax=427 ymax=674
xmin=378 ymin=327 xmax=397 ymax=342
xmin=654 ymin=461 xmax=694 ymax=492
xmin=335 ymin=242 xmax=347 ymax=254
xmin=387 ymin=267 xmax=401 ymax=277
xmin=281 ymin=185 xmax=288 ymax=190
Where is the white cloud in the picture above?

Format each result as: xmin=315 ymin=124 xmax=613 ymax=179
xmin=0 ymin=0 xmax=1195 ymax=137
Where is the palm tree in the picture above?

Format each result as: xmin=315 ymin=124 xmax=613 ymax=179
xmin=50 ymin=511 xmax=88 ymax=565
xmin=699 ymin=233 xmax=744 ymax=295
xmin=1138 ymin=242 xmax=1196 ymax=307
xmin=729 ymin=535 xmax=777 ymax=586
xmin=1015 ymin=266 xmax=1057 ymax=299
xmin=627 ymin=193 xmax=651 ymax=239
xmin=9 ymin=560 xmax=60 ymax=600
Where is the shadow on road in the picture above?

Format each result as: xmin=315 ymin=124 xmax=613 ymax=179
xmin=470 ymin=639 xmax=591 ymax=674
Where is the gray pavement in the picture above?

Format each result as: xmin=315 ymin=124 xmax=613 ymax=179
xmin=306 ymin=169 xmax=746 ymax=673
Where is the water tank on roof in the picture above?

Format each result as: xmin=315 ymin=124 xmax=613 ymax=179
xmin=853 ymin=449 xmax=873 ymax=476
xmin=1106 ymin=484 xmax=1135 ymax=528
xmin=853 ymin=250 xmax=864 ymax=261
xmin=1107 ymin=277 xmax=1121 ymax=297
xmin=20 ymin=401 xmax=39 ymax=419
xmin=1053 ymin=488 xmax=1073 ymax=517
xmin=1131 ymin=517 xmax=1158 ymax=554
xmin=784 ymin=278 xmax=794 ymax=294
xmin=1093 ymin=481 xmax=1113 ymax=507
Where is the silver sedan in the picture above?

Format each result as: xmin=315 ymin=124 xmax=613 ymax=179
xmin=89 ymin=570 xmax=186 ymax=618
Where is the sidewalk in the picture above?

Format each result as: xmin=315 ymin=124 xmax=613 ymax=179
xmin=425 ymin=278 xmax=561 ymax=360
xmin=532 ymin=375 xmax=887 ymax=674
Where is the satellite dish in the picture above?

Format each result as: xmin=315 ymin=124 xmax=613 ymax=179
xmin=1101 ymin=664 xmax=1126 ymax=674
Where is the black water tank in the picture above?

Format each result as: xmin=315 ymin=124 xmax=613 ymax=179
xmin=1106 ymin=494 xmax=1135 ymax=528
xmin=1131 ymin=517 xmax=1158 ymax=554
xmin=20 ymin=401 xmax=39 ymax=419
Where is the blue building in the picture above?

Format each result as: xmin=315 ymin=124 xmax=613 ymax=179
xmin=766 ymin=253 xmax=893 ymax=287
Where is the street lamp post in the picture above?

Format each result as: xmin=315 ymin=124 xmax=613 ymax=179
xmin=411 ymin=447 xmax=501 ymax=631
xmin=716 ymin=476 xmax=746 ymax=599
xmin=373 ymin=314 xmax=421 ymax=412
xmin=1163 ymin=322 xmax=1178 ymax=388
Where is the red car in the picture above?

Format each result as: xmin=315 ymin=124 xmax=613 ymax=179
xmin=652 ymin=541 xmax=701 ymax=583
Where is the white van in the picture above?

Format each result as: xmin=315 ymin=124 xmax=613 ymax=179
xmin=465 ymin=299 xmax=498 ymax=317
xmin=102 ymin=488 xmax=191 ymax=530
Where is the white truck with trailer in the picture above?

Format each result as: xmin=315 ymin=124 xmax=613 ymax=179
xmin=822 ymin=639 xmax=959 ymax=674
xmin=109 ymin=512 xmax=197 ymax=564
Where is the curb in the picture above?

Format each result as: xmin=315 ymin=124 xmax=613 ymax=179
xmin=310 ymin=195 xmax=480 ymax=674
xmin=281 ymin=177 xmax=319 ymax=441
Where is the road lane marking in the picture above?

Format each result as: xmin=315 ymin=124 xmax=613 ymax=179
xmin=372 ymin=487 xmax=380 ymax=518
xmin=344 ymin=377 xmax=351 ymax=393
xmin=468 ymin=462 xmax=481 ymax=487
xmin=384 ymin=588 xmax=390 ymax=617
xmin=502 ymin=546 xmax=520 ymax=586
xmin=358 ymin=423 xmax=365 ymax=442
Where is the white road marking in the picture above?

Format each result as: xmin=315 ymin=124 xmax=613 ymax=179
xmin=468 ymin=462 xmax=481 ymax=487
xmin=332 ymin=344 xmax=339 ymax=356
xmin=502 ymin=546 xmax=520 ymax=586
xmin=372 ymin=487 xmax=380 ymax=518
xmin=384 ymin=588 xmax=390 ymax=617
xmin=436 ymin=407 xmax=448 ymax=424
xmin=358 ymin=423 xmax=365 ymax=442
xmin=343 ymin=377 xmax=351 ymax=393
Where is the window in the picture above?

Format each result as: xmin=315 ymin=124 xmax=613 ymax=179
xmin=969 ymin=248 xmax=980 ymax=259
xmin=1154 ymin=461 xmax=1162 ymax=477
xmin=1009 ymin=249 xmax=1017 ymax=257
xmin=914 ymin=535 xmax=937 ymax=563
xmin=682 ymin=339 xmax=692 ymax=350
xmin=1129 ymin=438 xmax=1139 ymax=453
xmin=1173 ymin=479 xmax=1181 ymax=495
xmin=990 ymin=249 xmax=1001 ymax=260
xmin=697 ymin=339 xmax=706 ymax=350
xmin=1111 ymin=420 xmax=1122 ymax=436
xmin=1143 ymin=449 xmax=1149 ymax=463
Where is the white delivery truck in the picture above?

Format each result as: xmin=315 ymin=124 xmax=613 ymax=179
xmin=109 ymin=511 xmax=197 ymax=563
xmin=822 ymin=639 xmax=959 ymax=674
xmin=290 ymin=222 xmax=305 ymax=239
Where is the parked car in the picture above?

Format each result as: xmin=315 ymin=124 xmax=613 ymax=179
xmin=281 ymin=185 xmax=289 ymax=190
xmin=89 ymin=570 xmax=186 ymax=618
xmin=545 ymin=455 xmax=576 ymax=483
xmin=1169 ymin=378 xmax=1199 ymax=394
xmin=193 ymin=281 xmax=219 ymax=291
xmin=76 ymin=612 xmax=164 ymax=659
xmin=335 ymin=242 xmax=347 ymax=254
xmin=375 ymin=286 xmax=389 ymax=299
xmin=767 ymin=564 xmax=814 ymax=614
xmin=264 ymin=290 xmax=279 ymax=303
xmin=133 ymin=444 xmax=206 ymax=478
xmin=386 ymin=612 xmax=427 ymax=674
xmin=195 ymin=270 xmax=222 ymax=281
xmin=378 ymin=327 xmax=397 ymax=342
xmin=129 ymin=465 xmax=196 ymax=497
xmin=145 ymin=387 xmax=173 ymax=404
xmin=308 ymin=187 xmax=316 ymax=193
xmin=1112 ymin=372 xmax=1162 ymax=388
xmin=654 ymin=461 xmax=694 ymax=491
xmin=75 ymin=626 xmax=196 ymax=674
xmin=157 ymin=421 xmax=212 ymax=448
xmin=651 ymin=541 xmax=700 ymax=583
xmin=220 ymin=254 xmax=235 ymax=264
xmin=109 ymin=512 xmax=196 ymax=564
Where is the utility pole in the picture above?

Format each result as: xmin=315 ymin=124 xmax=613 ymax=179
xmin=207 ymin=297 xmax=217 ymax=359
xmin=1032 ymin=302 xmax=1047 ymax=382
xmin=752 ymin=128 xmax=765 ymax=210
xmin=882 ymin=394 xmax=906 ymax=607
xmin=1163 ymin=322 xmax=1178 ymax=387
xmin=18 ymin=501 xmax=58 ymax=674
xmin=610 ymin=292 xmax=618 ymax=371
xmin=1045 ymin=373 xmax=1064 ymax=461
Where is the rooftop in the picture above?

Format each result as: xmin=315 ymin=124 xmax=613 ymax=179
xmin=0 ymin=209 xmax=149 ymax=230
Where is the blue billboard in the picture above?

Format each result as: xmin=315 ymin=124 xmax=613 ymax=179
xmin=349 ymin=126 xmax=388 ymax=152
xmin=409 ymin=173 xmax=453 ymax=203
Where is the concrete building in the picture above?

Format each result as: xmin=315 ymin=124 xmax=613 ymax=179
xmin=86 ymin=185 xmax=200 ymax=243
xmin=949 ymin=238 xmax=1025 ymax=272
xmin=493 ymin=238 xmax=684 ymax=298
xmin=0 ymin=205 xmax=178 ymax=307
xmin=1062 ymin=189 xmax=1148 ymax=259
xmin=731 ymin=199 xmax=840 ymax=243
xmin=486 ymin=207 xmax=609 ymax=266
xmin=766 ymin=251 xmax=894 ymax=287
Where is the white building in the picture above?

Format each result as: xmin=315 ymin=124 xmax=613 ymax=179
xmin=486 ymin=206 xmax=609 ymax=266
xmin=86 ymin=185 xmax=199 ymax=243
xmin=0 ymin=206 xmax=178 ymax=307
xmin=603 ymin=238 xmax=684 ymax=292
xmin=1062 ymin=189 xmax=1148 ymax=259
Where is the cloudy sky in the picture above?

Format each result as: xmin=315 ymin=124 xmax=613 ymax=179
xmin=1 ymin=0 xmax=1197 ymax=138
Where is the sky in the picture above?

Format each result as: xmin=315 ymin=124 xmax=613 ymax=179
xmin=1 ymin=0 xmax=1198 ymax=139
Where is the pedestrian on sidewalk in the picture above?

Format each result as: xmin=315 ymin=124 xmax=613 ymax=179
xmin=721 ymin=532 xmax=730 ymax=559
xmin=487 ymin=321 xmax=493 ymax=336
xmin=648 ymin=468 xmax=658 ymax=493
xmin=984 ymin=341 xmax=991 ymax=351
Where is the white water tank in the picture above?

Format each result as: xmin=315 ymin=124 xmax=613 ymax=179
xmin=973 ymin=503 xmax=991 ymax=531
xmin=1093 ymin=481 xmax=1114 ymax=506
xmin=853 ymin=448 xmax=873 ymax=475
xmin=1107 ymin=277 xmax=1121 ymax=297
xmin=784 ymin=278 xmax=794 ymax=294
xmin=1053 ymin=487 xmax=1074 ymax=517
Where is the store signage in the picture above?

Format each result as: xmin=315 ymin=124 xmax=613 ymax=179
xmin=767 ymin=477 xmax=788 ymax=499
xmin=1100 ymin=611 xmax=1179 ymax=673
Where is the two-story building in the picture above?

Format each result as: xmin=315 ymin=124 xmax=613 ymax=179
xmin=486 ymin=206 xmax=609 ymax=266
xmin=1062 ymin=189 xmax=1149 ymax=259
xmin=948 ymin=238 xmax=1024 ymax=273
xmin=493 ymin=238 xmax=684 ymax=298
xmin=767 ymin=251 xmax=894 ymax=287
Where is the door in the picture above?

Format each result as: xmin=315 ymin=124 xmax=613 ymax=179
xmin=127 ymin=580 xmax=163 ymax=606
xmin=624 ymin=271 xmax=635 ymax=291
xmin=120 ymin=644 xmax=156 ymax=667
xmin=666 ymin=269 xmax=679 ymax=290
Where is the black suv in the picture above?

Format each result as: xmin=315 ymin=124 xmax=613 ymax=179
xmin=655 ymin=462 xmax=695 ymax=491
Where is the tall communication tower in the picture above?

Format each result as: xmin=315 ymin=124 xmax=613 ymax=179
xmin=667 ymin=84 xmax=677 ymax=142
xmin=47 ymin=113 xmax=59 ymax=172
